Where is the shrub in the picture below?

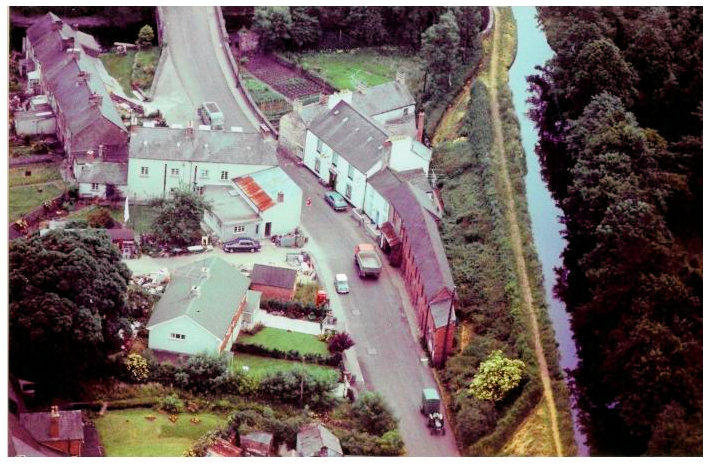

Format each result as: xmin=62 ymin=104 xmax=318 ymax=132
xmin=125 ymin=353 xmax=150 ymax=382
xmin=174 ymin=353 xmax=230 ymax=395
xmin=258 ymin=369 xmax=336 ymax=410
xmin=30 ymin=140 xmax=50 ymax=153
xmin=67 ymin=185 xmax=80 ymax=200
xmin=454 ymin=397 xmax=497 ymax=446
xmin=468 ymin=350 xmax=526 ymax=402
xmin=351 ymin=392 xmax=397 ymax=436
xmin=87 ymin=207 xmax=115 ymax=228
xmin=65 ymin=219 xmax=88 ymax=229
xmin=240 ymin=322 xmax=265 ymax=336
xmin=336 ymin=428 xmax=405 ymax=456
xmin=327 ymin=332 xmax=355 ymax=353
xmin=261 ymin=297 xmax=328 ymax=319
xmin=157 ymin=393 xmax=184 ymax=414
xmin=232 ymin=342 xmax=341 ymax=367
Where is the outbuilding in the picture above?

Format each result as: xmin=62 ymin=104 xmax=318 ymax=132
xmin=249 ymin=264 xmax=298 ymax=301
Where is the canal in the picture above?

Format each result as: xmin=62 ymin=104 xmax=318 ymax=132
xmin=508 ymin=6 xmax=588 ymax=455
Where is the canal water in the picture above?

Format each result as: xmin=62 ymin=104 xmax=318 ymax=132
xmin=508 ymin=6 xmax=588 ymax=455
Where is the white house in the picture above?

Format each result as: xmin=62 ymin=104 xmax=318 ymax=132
xmin=302 ymin=98 xmax=431 ymax=210
xmin=75 ymin=161 xmax=128 ymax=199
xmin=202 ymin=166 xmax=303 ymax=241
xmin=146 ymin=257 xmax=260 ymax=356
xmin=127 ymin=126 xmax=278 ymax=201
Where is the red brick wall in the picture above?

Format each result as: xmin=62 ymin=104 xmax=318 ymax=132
xmin=44 ymin=439 xmax=82 ymax=456
xmin=250 ymin=284 xmax=295 ymax=302
xmin=220 ymin=297 xmax=247 ymax=353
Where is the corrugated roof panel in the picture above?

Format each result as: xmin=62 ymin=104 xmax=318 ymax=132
xmin=234 ymin=176 xmax=275 ymax=211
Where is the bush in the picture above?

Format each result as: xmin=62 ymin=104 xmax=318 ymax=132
xmin=107 ymin=396 xmax=161 ymax=410
xmin=454 ymin=397 xmax=497 ymax=446
xmin=65 ymin=219 xmax=88 ymax=229
xmin=232 ymin=342 xmax=342 ymax=367
xmin=157 ymin=393 xmax=184 ymax=414
xmin=258 ymin=369 xmax=336 ymax=410
xmin=351 ymin=392 xmax=397 ymax=436
xmin=240 ymin=322 xmax=265 ymax=336
xmin=30 ymin=140 xmax=50 ymax=153
xmin=174 ymin=354 xmax=230 ymax=395
xmin=327 ymin=332 xmax=355 ymax=353
xmin=87 ymin=207 xmax=115 ymax=228
xmin=336 ymin=428 xmax=405 ymax=456
xmin=67 ymin=185 xmax=80 ymax=200
xmin=261 ymin=297 xmax=328 ymax=320
xmin=125 ymin=353 xmax=150 ymax=382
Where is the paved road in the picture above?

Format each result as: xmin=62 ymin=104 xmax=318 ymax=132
xmin=153 ymin=6 xmax=260 ymax=130
xmin=278 ymin=157 xmax=460 ymax=457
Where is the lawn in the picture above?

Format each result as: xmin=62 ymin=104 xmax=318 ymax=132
xmin=100 ymin=50 xmax=136 ymax=95
xmin=133 ymin=47 xmax=160 ymax=91
xmin=238 ymin=327 xmax=329 ymax=357
xmin=9 ymin=181 xmax=66 ymax=221
xmin=9 ymin=163 xmax=62 ymax=187
xmin=232 ymin=354 xmax=338 ymax=381
xmin=127 ymin=204 xmax=162 ymax=234
xmin=65 ymin=205 xmax=125 ymax=225
xmin=292 ymin=48 xmax=425 ymax=94
xmin=94 ymin=409 xmax=227 ymax=457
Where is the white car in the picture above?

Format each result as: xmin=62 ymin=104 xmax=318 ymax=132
xmin=334 ymin=273 xmax=350 ymax=294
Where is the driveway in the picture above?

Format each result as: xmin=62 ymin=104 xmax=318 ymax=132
xmin=151 ymin=6 xmax=260 ymax=130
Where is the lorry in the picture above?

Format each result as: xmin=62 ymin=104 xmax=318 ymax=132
xmin=198 ymin=101 xmax=224 ymax=130
xmin=354 ymin=243 xmax=382 ymax=279
xmin=420 ymin=388 xmax=445 ymax=435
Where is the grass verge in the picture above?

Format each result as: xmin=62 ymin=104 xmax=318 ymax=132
xmin=237 ymin=327 xmax=329 ymax=357
xmin=94 ymin=409 xmax=227 ymax=457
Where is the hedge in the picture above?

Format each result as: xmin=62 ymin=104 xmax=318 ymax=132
xmin=232 ymin=342 xmax=341 ymax=367
xmin=261 ymin=298 xmax=328 ymax=320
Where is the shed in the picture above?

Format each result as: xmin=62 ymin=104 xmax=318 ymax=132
xmin=249 ymin=264 xmax=298 ymax=301
xmin=241 ymin=431 xmax=273 ymax=457
xmin=296 ymin=424 xmax=343 ymax=457
xmin=206 ymin=438 xmax=243 ymax=457
xmin=105 ymin=228 xmax=136 ymax=258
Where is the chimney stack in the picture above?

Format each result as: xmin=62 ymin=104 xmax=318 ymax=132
xmin=416 ymin=111 xmax=425 ymax=143
xmin=49 ymin=406 xmax=60 ymax=439
xmin=98 ymin=144 xmax=104 ymax=160
xmin=186 ymin=120 xmax=194 ymax=139
xmin=89 ymin=92 xmax=102 ymax=107
xmin=396 ymin=70 xmax=406 ymax=84
xmin=355 ymin=82 xmax=367 ymax=94
xmin=52 ymin=20 xmax=63 ymax=31
xmin=318 ymin=94 xmax=328 ymax=106
xmin=292 ymin=99 xmax=303 ymax=115
xmin=277 ymin=191 xmax=284 ymax=203
xmin=86 ymin=150 xmax=95 ymax=162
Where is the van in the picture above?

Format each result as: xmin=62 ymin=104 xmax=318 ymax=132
xmin=199 ymin=101 xmax=224 ymax=130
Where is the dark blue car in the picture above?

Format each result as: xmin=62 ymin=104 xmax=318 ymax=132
xmin=324 ymin=191 xmax=348 ymax=211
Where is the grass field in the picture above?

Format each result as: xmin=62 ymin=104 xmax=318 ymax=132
xmin=232 ymin=354 xmax=338 ymax=380
xmin=133 ymin=47 xmax=160 ymax=91
xmin=100 ymin=51 xmax=136 ymax=95
xmin=65 ymin=205 xmax=125 ymax=225
xmin=9 ymin=181 xmax=66 ymax=221
xmin=291 ymin=48 xmax=425 ymax=94
xmin=100 ymin=46 xmax=159 ymax=94
xmin=94 ymin=409 xmax=227 ymax=457
xmin=238 ymin=327 xmax=329 ymax=357
xmin=9 ymin=163 xmax=62 ymax=187
xmin=127 ymin=204 xmax=162 ymax=234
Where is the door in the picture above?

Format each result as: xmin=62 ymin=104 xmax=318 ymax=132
xmin=328 ymin=170 xmax=337 ymax=188
xmin=265 ymin=222 xmax=272 ymax=237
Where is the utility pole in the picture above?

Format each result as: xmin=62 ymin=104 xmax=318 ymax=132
xmin=440 ymin=286 xmax=456 ymax=369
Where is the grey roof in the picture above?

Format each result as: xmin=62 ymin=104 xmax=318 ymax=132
xmin=299 ymin=101 xmax=329 ymax=125
xmin=352 ymin=81 xmax=415 ymax=117
xmin=246 ymin=290 xmax=262 ymax=313
xmin=389 ymin=183 xmax=455 ymax=309
xmin=368 ymin=167 xmax=439 ymax=219
xmin=147 ymin=257 xmax=251 ymax=339
xmin=241 ymin=431 xmax=273 ymax=455
xmin=309 ymin=100 xmax=390 ymax=173
xmin=203 ymin=185 xmax=259 ymax=223
xmin=430 ymin=298 xmax=455 ymax=329
xmin=76 ymin=161 xmax=127 ymax=185
xmin=19 ymin=410 xmax=84 ymax=443
xmin=105 ymin=228 xmax=135 ymax=241
xmin=130 ymin=126 xmax=278 ymax=166
xmin=250 ymin=264 xmax=297 ymax=290
xmin=9 ymin=413 xmax=67 ymax=457
xmin=382 ymin=113 xmax=417 ymax=139
xmin=26 ymin=13 xmax=127 ymax=152
xmin=296 ymin=424 xmax=343 ymax=457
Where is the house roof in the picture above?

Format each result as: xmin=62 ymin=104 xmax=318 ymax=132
xmin=309 ymin=100 xmax=390 ymax=174
xmin=203 ymin=185 xmax=260 ymax=224
xmin=246 ymin=290 xmax=262 ymax=314
xmin=206 ymin=438 xmax=243 ymax=457
xmin=19 ymin=410 xmax=84 ymax=443
xmin=9 ymin=413 xmax=67 ymax=457
xmin=241 ymin=431 xmax=273 ymax=456
xmin=368 ymin=167 xmax=439 ymax=219
xmin=233 ymin=176 xmax=274 ymax=211
xmin=250 ymin=264 xmax=298 ymax=290
xmin=389 ymin=183 xmax=455 ymax=308
xmin=76 ymin=161 xmax=127 ymax=185
xmin=352 ymin=80 xmax=415 ymax=117
xmin=147 ymin=257 xmax=251 ymax=339
xmin=105 ymin=228 xmax=135 ymax=242
xmin=296 ymin=424 xmax=343 ymax=457
xmin=129 ymin=126 xmax=278 ymax=166
xmin=234 ymin=166 xmax=302 ymax=212
xmin=430 ymin=298 xmax=455 ymax=329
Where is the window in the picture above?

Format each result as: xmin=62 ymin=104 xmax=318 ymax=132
xmin=140 ymin=166 xmax=149 ymax=176
xmin=91 ymin=183 xmax=100 ymax=191
xmin=332 ymin=152 xmax=339 ymax=167
xmin=347 ymin=165 xmax=354 ymax=180
xmin=403 ymin=107 xmax=409 ymax=116
xmin=170 ymin=333 xmax=186 ymax=340
xmin=234 ymin=225 xmax=245 ymax=233
xmin=316 ymin=138 xmax=323 ymax=153
xmin=314 ymin=158 xmax=321 ymax=173
xmin=345 ymin=184 xmax=352 ymax=199
xmin=170 ymin=168 xmax=179 ymax=176
xmin=220 ymin=170 xmax=229 ymax=181
xmin=200 ymin=169 xmax=209 ymax=178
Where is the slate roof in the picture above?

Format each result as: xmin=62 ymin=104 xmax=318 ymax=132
xmin=250 ymin=264 xmax=297 ymax=290
xmin=368 ymin=167 xmax=439 ymax=219
xmin=296 ymin=424 xmax=343 ymax=457
xmin=352 ymin=81 xmax=415 ymax=117
xmin=309 ymin=100 xmax=390 ymax=173
xmin=26 ymin=13 xmax=127 ymax=152
xmin=130 ymin=126 xmax=278 ymax=166
xmin=389 ymin=183 xmax=455 ymax=314
xmin=76 ymin=161 xmax=128 ymax=185
xmin=147 ymin=257 xmax=251 ymax=339
xmin=19 ymin=410 xmax=84 ymax=443
xmin=430 ymin=298 xmax=455 ymax=329
xmin=203 ymin=185 xmax=260 ymax=223
xmin=9 ymin=413 xmax=67 ymax=457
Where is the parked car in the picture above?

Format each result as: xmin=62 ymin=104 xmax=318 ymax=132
xmin=222 ymin=237 xmax=261 ymax=253
xmin=334 ymin=273 xmax=350 ymax=294
xmin=324 ymin=191 xmax=348 ymax=211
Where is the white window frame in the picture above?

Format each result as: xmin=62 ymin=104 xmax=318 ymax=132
xmin=345 ymin=184 xmax=352 ymax=199
xmin=234 ymin=225 xmax=245 ymax=233
xmin=169 ymin=333 xmax=186 ymax=340
xmin=91 ymin=183 xmax=100 ymax=192
xmin=170 ymin=168 xmax=179 ymax=177
xmin=140 ymin=166 xmax=149 ymax=176
xmin=347 ymin=165 xmax=354 ymax=180
xmin=220 ymin=170 xmax=229 ymax=181
xmin=316 ymin=138 xmax=323 ymax=153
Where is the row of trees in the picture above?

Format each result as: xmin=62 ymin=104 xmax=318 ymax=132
xmin=528 ymin=7 xmax=702 ymax=455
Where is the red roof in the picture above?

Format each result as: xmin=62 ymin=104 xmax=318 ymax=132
xmin=234 ymin=176 xmax=274 ymax=211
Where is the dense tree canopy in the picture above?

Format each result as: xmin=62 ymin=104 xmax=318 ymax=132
xmin=251 ymin=6 xmax=292 ymax=51
xmin=9 ymin=230 xmax=132 ymax=395
xmin=468 ymin=350 xmax=525 ymax=402
xmin=529 ymin=7 xmax=702 ymax=456
xmin=421 ymin=11 xmax=461 ymax=96
xmin=150 ymin=186 xmax=212 ymax=247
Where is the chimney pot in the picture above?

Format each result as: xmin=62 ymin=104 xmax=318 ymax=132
xmin=277 ymin=191 xmax=284 ymax=203
xmin=49 ymin=406 xmax=60 ymax=439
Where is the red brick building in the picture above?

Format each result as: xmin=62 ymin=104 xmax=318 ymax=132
xmin=384 ymin=181 xmax=457 ymax=366
xmin=249 ymin=264 xmax=298 ymax=301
